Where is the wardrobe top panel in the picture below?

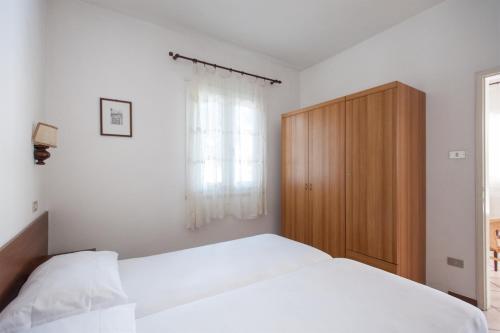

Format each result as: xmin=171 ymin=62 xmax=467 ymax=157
xmin=282 ymin=81 xmax=425 ymax=119
xmin=282 ymin=96 xmax=345 ymax=118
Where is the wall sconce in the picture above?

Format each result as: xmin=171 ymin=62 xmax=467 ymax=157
xmin=32 ymin=122 xmax=58 ymax=165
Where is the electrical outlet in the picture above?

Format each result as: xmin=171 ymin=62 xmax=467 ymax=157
xmin=449 ymin=151 xmax=466 ymax=159
xmin=447 ymin=257 xmax=464 ymax=268
xmin=32 ymin=200 xmax=38 ymax=213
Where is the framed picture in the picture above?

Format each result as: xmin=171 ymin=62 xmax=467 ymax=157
xmin=100 ymin=98 xmax=132 ymax=137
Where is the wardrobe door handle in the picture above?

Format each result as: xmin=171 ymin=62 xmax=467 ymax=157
xmin=309 ymin=183 xmax=312 ymax=191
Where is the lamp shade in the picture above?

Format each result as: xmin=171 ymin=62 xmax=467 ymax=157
xmin=33 ymin=122 xmax=58 ymax=148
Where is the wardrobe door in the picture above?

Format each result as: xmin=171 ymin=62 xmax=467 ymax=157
xmin=346 ymin=89 xmax=396 ymax=264
xmin=308 ymin=100 xmax=345 ymax=257
xmin=282 ymin=112 xmax=310 ymax=244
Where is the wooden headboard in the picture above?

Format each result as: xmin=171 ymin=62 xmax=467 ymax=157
xmin=0 ymin=212 xmax=48 ymax=311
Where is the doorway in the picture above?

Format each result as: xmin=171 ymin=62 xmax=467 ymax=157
xmin=477 ymin=68 xmax=500 ymax=313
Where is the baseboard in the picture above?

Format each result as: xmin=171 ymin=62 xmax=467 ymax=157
xmin=448 ymin=291 xmax=478 ymax=307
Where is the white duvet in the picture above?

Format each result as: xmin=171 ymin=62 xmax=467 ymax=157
xmin=119 ymin=234 xmax=331 ymax=317
xmin=137 ymin=259 xmax=487 ymax=333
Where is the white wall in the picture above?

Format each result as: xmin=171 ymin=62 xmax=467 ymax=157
xmin=44 ymin=0 xmax=300 ymax=258
xmin=300 ymin=0 xmax=500 ymax=299
xmin=0 ymin=0 xmax=47 ymax=247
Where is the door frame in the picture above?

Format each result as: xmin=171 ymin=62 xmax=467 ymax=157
xmin=476 ymin=67 xmax=500 ymax=311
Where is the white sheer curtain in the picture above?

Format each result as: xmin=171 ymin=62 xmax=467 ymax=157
xmin=185 ymin=64 xmax=267 ymax=229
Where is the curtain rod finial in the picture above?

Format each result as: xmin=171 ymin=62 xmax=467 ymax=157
xmin=169 ymin=51 xmax=179 ymax=60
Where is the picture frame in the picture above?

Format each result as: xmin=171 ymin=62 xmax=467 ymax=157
xmin=100 ymin=98 xmax=132 ymax=137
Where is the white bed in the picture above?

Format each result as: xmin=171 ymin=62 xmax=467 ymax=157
xmin=136 ymin=259 xmax=487 ymax=333
xmin=2 ymin=234 xmax=487 ymax=333
xmin=118 ymin=234 xmax=331 ymax=317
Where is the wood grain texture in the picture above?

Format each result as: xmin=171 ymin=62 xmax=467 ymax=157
xmin=346 ymin=250 xmax=397 ymax=274
xmin=281 ymin=81 xmax=425 ymax=283
xmin=395 ymin=83 xmax=426 ymax=283
xmin=346 ymin=89 xmax=396 ymax=264
xmin=346 ymin=82 xmax=398 ymax=101
xmin=0 ymin=212 xmax=48 ymax=311
xmin=282 ymin=97 xmax=345 ymax=118
xmin=282 ymin=112 xmax=311 ymax=244
xmin=308 ymin=99 xmax=346 ymax=257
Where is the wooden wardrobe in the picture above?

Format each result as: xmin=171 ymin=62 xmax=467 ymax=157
xmin=281 ymin=81 xmax=426 ymax=283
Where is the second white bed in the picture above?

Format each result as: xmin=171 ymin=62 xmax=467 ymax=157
xmin=136 ymin=259 xmax=487 ymax=333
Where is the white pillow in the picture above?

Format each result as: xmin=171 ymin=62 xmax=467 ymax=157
xmin=0 ymin=251 xmax=128 ymax=333
xmin=19 ymin=303 xmax=136 ymax=333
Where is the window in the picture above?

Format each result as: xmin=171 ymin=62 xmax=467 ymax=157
xmin=185 ymin=67 xmax=267 ymax=229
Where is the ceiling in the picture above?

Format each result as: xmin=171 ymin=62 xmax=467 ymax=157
xmin=83 ymin=0 xmax=445 ymax=69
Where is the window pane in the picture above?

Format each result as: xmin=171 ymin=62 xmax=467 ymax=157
xmin=234 ymin=101 xmax=259 ymax=187
xmin=199 ymin=93 xmax=223 ymax=187
xmin=195 ymin=91 xmax=262 ymax=190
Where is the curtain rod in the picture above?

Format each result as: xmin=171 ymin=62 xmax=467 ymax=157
xmin=168 ymin=51 xmax=282 ymax=85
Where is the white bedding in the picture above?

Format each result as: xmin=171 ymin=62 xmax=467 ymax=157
xmin=19 ymin=304 xmax=136 ymax=333
xmin=119 ymin=234 xmax=331 ymax=317
xmin=137 ymin=259 xmax=487 ymax=333
xmin=0 ymin=251 xmax=128 ymax=333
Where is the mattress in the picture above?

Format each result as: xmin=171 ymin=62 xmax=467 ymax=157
xmin=118 ymin=234 xmax=331 ymax=317
xmin=136 ymin=259 xmax=487 ymax=333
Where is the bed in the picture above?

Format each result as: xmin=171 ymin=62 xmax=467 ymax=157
xmin=0 ymin=213 xmax=488 ymax=333
xmin=137 ymin=259 xmax=487 ymax=333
